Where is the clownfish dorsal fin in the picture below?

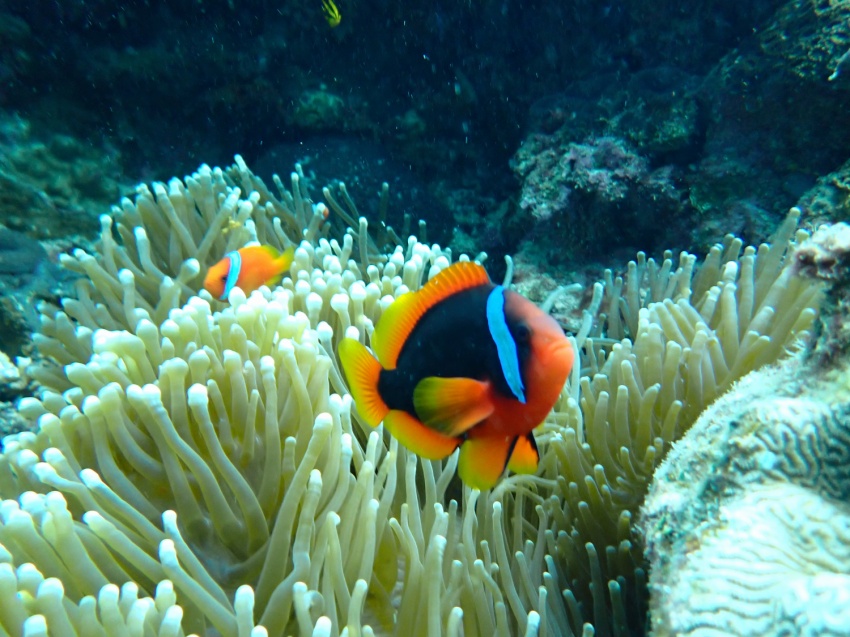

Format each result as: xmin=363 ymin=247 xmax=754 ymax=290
xmin=258 ymin=244 xmax=281 ymax=259
xmin=258 ymin=244 xmax=295 ymax=266
xmin=413 ymin=376 xmax=494 ymax=437
xmin=372 ymin=261 xmax=491 ymax=368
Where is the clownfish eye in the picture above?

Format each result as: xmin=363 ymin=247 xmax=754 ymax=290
xmin=515 ymin=323 xmax=531 ymax=343
xmin=221 ymin=275 xmax=228 ymax=282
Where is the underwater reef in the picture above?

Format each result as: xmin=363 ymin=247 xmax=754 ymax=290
xmin=1 ymin=0 xmax=849 ymax=634
xmin=0 ymin=156 xmax=827 ymax=636
xmin=506 ymin=0 xmax=850 ymax=269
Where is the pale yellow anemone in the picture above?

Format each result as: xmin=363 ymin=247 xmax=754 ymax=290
xmin=0 ymin=156 xmax=823 ymax=636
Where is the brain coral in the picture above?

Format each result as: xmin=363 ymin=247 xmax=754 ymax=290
xmin=641 ymin=224 xmax=850 ymax=637
xmin=0 ymin=156 xmax=826 ymax=636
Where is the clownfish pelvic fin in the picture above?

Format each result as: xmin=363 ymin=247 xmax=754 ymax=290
xmin=458 ymin=432 xmax=540 ymax=490
xmin=506 ymin=433 xmax=540 ymax=475
xmin=458 ymin=435 xmax=514 ymax=490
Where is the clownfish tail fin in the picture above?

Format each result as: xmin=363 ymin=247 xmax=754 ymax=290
xmin=276 ymin=245 xmax=296 ymax=271
xmin=264 ymin=245 xmax=296 ymax=286
xmin=338 ymin=338 xmax=389 ymax=427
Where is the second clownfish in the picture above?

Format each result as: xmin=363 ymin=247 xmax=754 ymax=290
xmin=338 ymin=260 xmax=574 ymax=490
xmin=203 ymin=245 xmax=295 ymax=300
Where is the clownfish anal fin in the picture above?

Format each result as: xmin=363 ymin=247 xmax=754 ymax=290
xmin=457 ymin=435 xmax=513 ymax=490
xmin=383 ymin=409 xmax=461 ymax=460
xmin=338 ymin=338 xmax=388 ymax=428
xmin=506 ymin=433 xmax=539 ymax=475
xmin=413 ymin=376 xmax=494 ymax=437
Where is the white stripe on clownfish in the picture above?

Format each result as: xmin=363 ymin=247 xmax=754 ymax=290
xmin=486 ymin=285 xmax=526 ymax=403
xmin=221 ymin=250 xmax=242 ymax=300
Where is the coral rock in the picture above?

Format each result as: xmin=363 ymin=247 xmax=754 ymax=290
xmin=642 ymin=219 xmax=850 ymax=637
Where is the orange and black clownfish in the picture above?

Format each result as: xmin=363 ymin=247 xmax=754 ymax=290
xmin=203 ymin=245 xmax=295 ymax=300
xmin=338 ymin=260 xmax=574 ymax=490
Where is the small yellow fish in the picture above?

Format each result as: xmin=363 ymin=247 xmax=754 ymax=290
xmin=322 ymin=0 xmax=341 ymax=27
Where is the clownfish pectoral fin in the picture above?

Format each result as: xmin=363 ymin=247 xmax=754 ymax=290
xmin=457 ymin=435 xmax=513 ymax=490
xmin=506 ymin=433 xmax=539 ymax=475
xmin=412 ymin=376 xmax=494 ymax=437
xmin=338 ymin=338 xmax=388 ymax=428
xmin=383 ymin=409 xmax=461 ymax=460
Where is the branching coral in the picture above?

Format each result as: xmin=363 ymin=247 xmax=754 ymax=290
xmin=0 ymin=157 xmax=826 ymax=636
